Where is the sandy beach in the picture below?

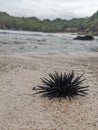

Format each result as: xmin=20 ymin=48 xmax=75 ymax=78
xmin=0 ymin=52 xmax=98 ymax=130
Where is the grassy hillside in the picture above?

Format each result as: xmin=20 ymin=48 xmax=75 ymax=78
xmin=0 ymin=11 xmax=98 ymax=35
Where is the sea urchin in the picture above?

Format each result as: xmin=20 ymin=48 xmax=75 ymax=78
xmin=33 ymin=71 xmax=89 ymax=101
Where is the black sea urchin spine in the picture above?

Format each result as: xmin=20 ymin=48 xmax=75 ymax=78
xmin=33 ymin=71 xmax=89 ymax=101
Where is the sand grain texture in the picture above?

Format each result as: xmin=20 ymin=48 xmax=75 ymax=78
xmin=0 ymin=53 xmax=98 ymax=130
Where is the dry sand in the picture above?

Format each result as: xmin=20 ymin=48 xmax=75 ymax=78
xmin=0 ymin=52 xmax=98 ymax=130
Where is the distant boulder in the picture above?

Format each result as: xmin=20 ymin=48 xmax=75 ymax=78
xmin=73 ymin=35 xmax=94 ymax=40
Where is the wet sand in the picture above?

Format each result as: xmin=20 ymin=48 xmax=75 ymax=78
xmin=0 ymin=53 xmax=98 ymax=130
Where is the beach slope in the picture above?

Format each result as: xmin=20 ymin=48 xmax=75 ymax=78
xmin=0 ymin=53 xmax=98 ymax=130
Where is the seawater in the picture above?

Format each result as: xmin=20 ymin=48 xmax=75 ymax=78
xmin=0 ymin=29 xmax=98 ymax=54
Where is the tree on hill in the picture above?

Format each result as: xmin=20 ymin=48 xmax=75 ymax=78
xmin=0 ymin=10 xmax=98 ymax=35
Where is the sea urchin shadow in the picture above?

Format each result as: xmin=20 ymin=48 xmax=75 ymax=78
xmin=33 ymin=71 xmax=89 ymax=101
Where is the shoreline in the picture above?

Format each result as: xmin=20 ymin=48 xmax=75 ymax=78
xmin=0 ymin=28 xmax=98 ymax=36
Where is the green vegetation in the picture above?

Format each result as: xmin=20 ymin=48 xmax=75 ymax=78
xmin=0 ymin=11 xmax=98 ymax=35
